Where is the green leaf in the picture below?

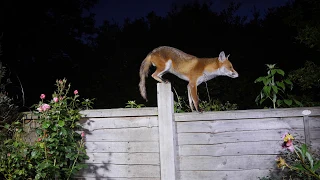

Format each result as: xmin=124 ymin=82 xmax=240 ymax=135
xmin=42 ymin=121 xmax=50 ymax=129
xmin=36 ymin=129 xmax=42 ymax=135
xmin=276 ymin=69 xmax=285 ymax=76
xmin=277 ymin=100 xmax=282 ymax=107
xmin=271 ymin=69 xmax=277 ymax=76
xmin=276 ymin=81 xmax=285 ymax=90
xmin=301 ymin=144 xmax=307 ymax=156
xmin=259 ymin=98 xmax=266 ymax=105
xmin=284 ymin=79 xmax=293 ymax=85
xmin=284 ymin=99 xmax=293 ymax=106
xmin=58 ymin=120 xmax=65 ymax=127
xmin=60 ymin=127 xmax=67 ymax=136
xmin=312 ymin=161 xmax=320 ymax=172
xmin=271 ymin=85 xmax=278 ymax=93
xmin=294 ymin=99 xmax=303 ymax=107
xmin=292 ymin=164 xmax=306 ymax=172
xmin=263 ymin=86 xmax=271 ymax=96
xmin=31 ymin=151 xmax=38 ymax=158
xmin=263 ymin=78 xmax=272 ymax=86
xmin=254 ymin=77 xmax=265 ymax=83
xmin=306 ymin=151 xmax=313 ymax=168
xmin=295 ymin=146 xmax=305 ymax=161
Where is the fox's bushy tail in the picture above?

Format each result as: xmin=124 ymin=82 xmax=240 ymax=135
xmin=139 ymin=55 xmax=152 ymax=101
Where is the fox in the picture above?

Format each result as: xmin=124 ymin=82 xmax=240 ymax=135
xmin=139 ymin=46 xmax=239 ymax=112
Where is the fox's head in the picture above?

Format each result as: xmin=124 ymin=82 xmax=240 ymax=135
xmin=218 ymin=51 xmax=239 ymax=78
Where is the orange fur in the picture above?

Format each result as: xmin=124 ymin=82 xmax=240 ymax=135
xmin=139 ymin=46 xmax=238 ymax=112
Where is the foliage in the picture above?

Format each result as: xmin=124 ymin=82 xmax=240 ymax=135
xmin=254 ymin=64 xmax=302 ymax=109
xmin=259 ymin=133 xmax=320 ymax=180
xmin=285 ymin=0 xmax=320 ymax=51
xmin=125 ymin=100 xmax=145 ymax=108
xmin=288 ymin=61 xmax=320 ymax=107
xmin=289 ymin=61 xmax=320 ymax=90
xmin=0 ymin=79 xmax=94 ymax=180
xmin=173 ymin=95 xmax=238 ymax=113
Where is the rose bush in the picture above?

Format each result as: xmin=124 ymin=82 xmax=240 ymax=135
xmin=0 ymin=78 xmax=94 ymax=180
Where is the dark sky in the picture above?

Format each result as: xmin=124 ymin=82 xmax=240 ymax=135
xmin=92 ymin=0 xmax=290 ymax=26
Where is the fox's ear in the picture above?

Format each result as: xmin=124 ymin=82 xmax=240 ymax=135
xmin=218 ymin=51 xmax=226 ymax=62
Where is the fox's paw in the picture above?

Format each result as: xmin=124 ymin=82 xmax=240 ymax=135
xmin=197 ymin=108 xmax=204 ymax=113
xmin=163 ymin=79 xmax=170 ymax=84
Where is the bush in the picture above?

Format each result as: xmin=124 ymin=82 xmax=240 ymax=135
xmin=0 ymin=78 xmax=94 ymax=180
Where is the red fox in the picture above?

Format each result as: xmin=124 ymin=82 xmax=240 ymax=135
xmin=139 ymin=46 xmax=238 ymax=112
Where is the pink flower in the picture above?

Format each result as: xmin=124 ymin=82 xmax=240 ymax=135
xmin=53 ymin=97 xmax=58 ymax=103
xmin=59 ymin=80 xmax=63 ymax=84
xmin=282 ymin=139 xmax=295 ymax=152
xmin=7 ymin=153 xmax=10 ymax=157
xmin=81 ymin=131 xmax=85 ymax=137
xmin=40 ymin=94 xmax=46 ymax=99
xmin=37 ymin=103 xmax=51 ymax=112
xmin=59 ymin=96 xmax=63 ymax=100
xmin=74 ymin=90 xmax=78 ymax=95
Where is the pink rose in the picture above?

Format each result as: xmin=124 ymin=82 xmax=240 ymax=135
xmin=37 ymin=103 xmax=50 ymax=112
xmin=40 ymin=94 xmax=45 ymax=99
xmin=74 ymin=90 xmax=78 ymax=95
xmin=81 ymin=131 xmax=85 ymax=137
xmin=53 ymin=97 xmax=58 ymax=103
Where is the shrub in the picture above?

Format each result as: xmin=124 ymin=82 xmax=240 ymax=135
xmin=0 ymin=78 xmax=94 ymax=180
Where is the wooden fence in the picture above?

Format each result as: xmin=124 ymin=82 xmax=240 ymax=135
xmin=23 ymin=83 xmax=320 ymax=180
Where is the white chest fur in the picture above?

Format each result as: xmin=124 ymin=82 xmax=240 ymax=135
xmin=197 ymin=69 xmax=222 ymax=86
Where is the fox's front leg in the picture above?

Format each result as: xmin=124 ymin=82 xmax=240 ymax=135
xmin=187 ymin=85 xmax=194 ymax=112
xmin=187 ymin=82 xmax=201 ymax=112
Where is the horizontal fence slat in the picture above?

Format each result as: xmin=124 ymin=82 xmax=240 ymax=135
xmin=311 ymin=129 xmax=320 ymax=139
xmin=175 ymin=107 xmax=320 ymax=121
xmin=85 ymin=127 xmax=159 ymax=142
xmin=85 ymin=142 xmax=159 ymax=153
xmin=179 ymin=141 xmax=283 ymax=156
xmin=75 ymin=178 xmax=160 ymax=180
xmin=178 ymin=129 xmax=304 ymax=145
xmin=309 ymin=116 xmax=320 ymax=128
xmin=85 ymin=153 xmax=160 ymax=165
xmin=77 ymin=164 xmax=160 ymax=178
xmin=177 ymin=117 xmax=303 ymax=133
xmin=81 ymin=116 xmax=158 ymax=131
xmin=179 ymin=155 xmax=277 ymax=170
xmin=81 ymin=107 xmax=158 ymax=118
xmin=179 ymin=169 xmax=272 ymax=180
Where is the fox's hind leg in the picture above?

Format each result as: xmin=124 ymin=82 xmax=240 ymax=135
xmin=151 ymin=59 xmax=172 ymax=83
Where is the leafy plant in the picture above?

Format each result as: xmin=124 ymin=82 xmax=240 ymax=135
xmin=254 ymin=64 xmax=302 ymax=109
xmin=0 ymin=78 xmax=94 ymax=180
xmin=276 ymin=132 xmax=320 ymax=179
xmin=125 ymin=100 xmax=145 ymax=108
xmin=173 ymin=95 xmax=238 ymax=113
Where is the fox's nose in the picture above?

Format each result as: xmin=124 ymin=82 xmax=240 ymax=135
xmin=232 ymin=72 xmax=239 ymax=78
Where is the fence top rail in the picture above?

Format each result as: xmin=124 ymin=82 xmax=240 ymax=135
xmin=174 ymin=106 xmax=320 ymax=122
xmin=80 ymin=107 xmax=158 ymax=118
xmin=21 ymin=107 xmax=158 ymax=119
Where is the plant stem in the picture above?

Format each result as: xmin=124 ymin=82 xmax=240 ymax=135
xmin=67 ymin=149 xmax=80 ymax=180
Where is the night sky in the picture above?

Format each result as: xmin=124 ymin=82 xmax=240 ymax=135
xmin=3 ymin=0 xmax=320 ymax=111
xmin=92 ymin=0 xmax=290 ymax=26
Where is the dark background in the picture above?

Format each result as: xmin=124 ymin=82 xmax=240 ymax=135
xmin=2 ymin=0 xmax=320 ymax=111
